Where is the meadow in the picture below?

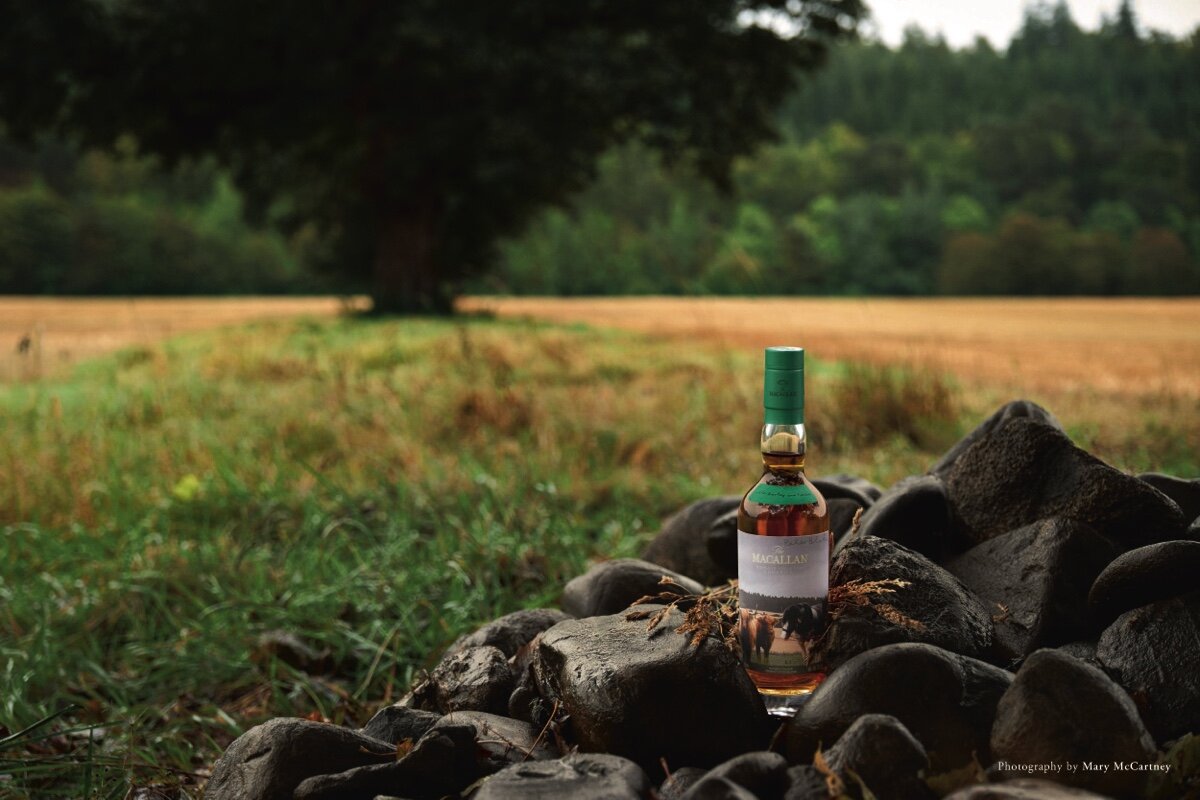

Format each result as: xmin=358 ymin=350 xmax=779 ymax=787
xmin=1 ymin=297 xmax=1197 ymax=797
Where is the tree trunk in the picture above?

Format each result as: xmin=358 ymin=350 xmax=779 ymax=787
xmin=371 ymin=203 xmax=451 ymax=314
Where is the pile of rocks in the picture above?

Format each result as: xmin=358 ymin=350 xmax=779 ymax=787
xmin=206 ymin=401 xmax=1199 ymax=800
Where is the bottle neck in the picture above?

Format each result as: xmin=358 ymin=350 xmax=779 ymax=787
xmin=761 ymin=421 xmax=807 ymax=472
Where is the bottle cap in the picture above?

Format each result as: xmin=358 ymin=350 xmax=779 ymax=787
xmin=763 ymin=346 xmax=804 ymax=424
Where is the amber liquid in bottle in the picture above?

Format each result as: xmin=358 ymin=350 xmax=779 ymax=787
xmin=737 ymin=441 xmax=831 ymax=696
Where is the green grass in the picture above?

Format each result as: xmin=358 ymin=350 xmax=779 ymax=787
xmin=1 ymin=315 xmax=1196 ymax=797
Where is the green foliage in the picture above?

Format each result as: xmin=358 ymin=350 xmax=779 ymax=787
xmin=3 ymin=1 xmax=1199 ymax=300
xmin=491 ymin=3 xmax=1200 ymax=297
xmin=0 ymin=0 xmax=864 ymax=312
xmin=0 ymin=138 xmax=321 ymax=295
xmin=0 ymin=183 xmax=72 ymax=292
xmin=702 ymin=203 xmax=786 ymax=294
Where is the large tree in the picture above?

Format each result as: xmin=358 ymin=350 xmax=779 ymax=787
xmin=1 ymin=0 xmax=863 ymax=311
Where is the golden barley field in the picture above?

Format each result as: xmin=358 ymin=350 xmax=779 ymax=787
xmin=0 ymin=296 xmax=367 ymax=381
xmin=4 ymin=296 xmax=1199 ymax=400
xmin=462 ymin=296 xmax=1200 ymax=399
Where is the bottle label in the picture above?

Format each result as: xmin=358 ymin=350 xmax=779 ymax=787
xmin=736 ymin=529 xmax=830 ymax=674
xmin=747 ymin=483 xmax=817 ymax=505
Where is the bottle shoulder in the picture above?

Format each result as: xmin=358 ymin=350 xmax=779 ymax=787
xmin=738 ymin=471 xmax=829 ymax=535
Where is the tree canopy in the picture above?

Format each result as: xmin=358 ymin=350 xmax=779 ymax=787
xmin=490 ymin=0 xmax=1200 ymax=297
xmin=0 ymin=0 xmax=864 ymax=311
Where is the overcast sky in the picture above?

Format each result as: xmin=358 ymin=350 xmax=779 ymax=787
xmin=865 ymin=0 xmax=1200 ymax=48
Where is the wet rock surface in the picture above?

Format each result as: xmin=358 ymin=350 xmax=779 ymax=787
xmin=1088 ymin=539 xmax=1200 ymax=627
xmin=786 ymin=642 xmax=1013 ymax=773
xmin=659 ymin=766 xmax=709 ymax=800
xmin=816 ymin=536 xmax=994 ymax=668
xmin=562 ymin=558 xmax=704 ymax=617
xmin=292 ymin=724 xmax=478 ymax=800
xmin=944 ymin=518 xmax=1118 ymax=663
xmin=944 ymin=780 xmax=1115 ymax=799
xmin=641 ymin=495 xmax=742 ymax=585
xmin=1096 ymin=589 xmax=1200 ymax=743
xmin=358 ymin=705 xmax=440 ymax=746
xmin=1137 ymin=472 xmax=1200 ymax=523
xmin=681 ymin=775 xmax=760 ymax=799
xmin=843 ymin=475 xmax=953 ymax=558
xmin=446 ymin=608 xmax=570 ymax=657
xmin=404 ymin=645 xmax=513 ymax=715
xmin=942 ymin=416 xmax=1185 ymax=548
xmin=704 ymin=508 xmax=741 ymax=578
xmin=689 ymin=751 xmax=789 ymax=800
xmin=430 ymin=710 xmax=557 ymax=768
xmin=990 ymin=649 xmax=1157 ymax=797
xmin=472 ymin=753 xmax=650 ymax=800
xmin=1055 ymin=640 xmax=1101 ymax=669
xmin=929 ymin=400 xmax=1064 ymax=481
xmin=205 ymin=718 xmax=396 ymax=800
xmin=823 ymin=714 xmax=932 ymax=800
xmin=782 ymin=765 xmax=829 ymax=800
xmin=812 ymin=474 xmax=881 ymax=507
xmin=531 ymin=605 xmax=768 ymax=772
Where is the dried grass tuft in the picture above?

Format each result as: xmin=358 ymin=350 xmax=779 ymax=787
xmin=828 ymin=578 xmax=925 ymax=631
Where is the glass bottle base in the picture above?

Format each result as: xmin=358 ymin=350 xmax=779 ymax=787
xmin=748 ymin=670 xmax=826 ymax=718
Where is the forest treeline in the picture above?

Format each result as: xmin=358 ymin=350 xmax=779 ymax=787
xmin=490 ymin=3 xmax=1200 ymax=296
xmin=2 ymin=1 xmax=1198 ymax=297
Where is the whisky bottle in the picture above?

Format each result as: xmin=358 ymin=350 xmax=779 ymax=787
xmin=737 ymin=346 xmax=830 ymax=702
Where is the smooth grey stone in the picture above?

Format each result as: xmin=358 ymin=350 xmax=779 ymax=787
xmin=693 ymin=751 xmax=789 ymax=800
xmin=824 ymin=714 xmax=932 ymax=800
xmin=990 ymin=649 xmax=1157 ymax=797
xmin=681 ymin=775 xmax=759 ymax=800
xmin=205 ymin=718 xmax=395 ymax=800
xmin=929 ymin=400 xmax=1063 ymax=481
xmin=562 ymin=558 xmax=703 ymax=618
xmin=1096 ymin=589 xmax=1200 ymax=743
xmin=293 ymin=724 xmax=477 ymax=800
xmin=446 ymin=608 xmax=570 ymax=657
xmin=531 ymin=605 xmax=768 ymax=772
xmin=431 ymin=711 xmax=557 ymax=769
xmin=642 ymin=496 xmax=742 ymax=586
xmin=404 ymin=645 xmax=513 ymax=715
xmin=359 ymin=705 xmax=440 ymax=746
xmin=812 ymin=475 xmax=881 ymax=507
xmin=1088 ymin=540 xmax=1200 ymax=626
xmin=705 ymin=508 xmax=741 ymax=578
xmin=944 ymin=780 xmax=1116 ymax=799
xmin=659 ymin=767 xmax=709 ymax=800
xmin=782 ymin=765 xmax=829 ymax=800
xmin=941 ymin=416 xmax=1185 ymax=549
xmin=785 ymin=642 xmax=1013 ymax=773
xmin=815 ymin=536 xmax=994 ymax=670
xmin=1137 ymin=472 xmax=1200 ymax=522
xmin=944 ymin=518 xmax=1118 ymax=663
xmin=843 ymin=475 xmax=953 ymax=558
xmin=473 ymin=752 xmax=649 ymax=800
xmin=1055 ymin=640 xmax=1101 ymax=669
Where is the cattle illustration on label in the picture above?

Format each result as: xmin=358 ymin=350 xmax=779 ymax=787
xmin=736 ymin=529 xmax=829 ymax=673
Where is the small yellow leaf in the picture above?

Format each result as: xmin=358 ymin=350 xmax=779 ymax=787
xmin=171 ymin=474 xmax=202 ymax=502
